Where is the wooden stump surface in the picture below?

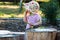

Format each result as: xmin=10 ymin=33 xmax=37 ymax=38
xmin=26 ymin=31 xmax=57 ymax=40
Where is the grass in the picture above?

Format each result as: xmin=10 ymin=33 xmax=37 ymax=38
xmin=0 ymin=2 xmax=19 ymax=5
xmin=0 ymin=5 xmax=44 ymax=18
xmin=0 ymin=5 xmax=60 ymax=18
xmin=0 ymin=6 xmax=19 ymax=14
xmin=0 ymin=5 xmax=25 ymax=18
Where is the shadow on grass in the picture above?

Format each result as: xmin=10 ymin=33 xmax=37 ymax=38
xmin=0 ymin=7 xmax=21 ymax=15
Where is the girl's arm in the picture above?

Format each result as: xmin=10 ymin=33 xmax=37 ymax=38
xmin=23 ymin=10 xmax=30 ymax=23
xmin=33 ymin=19 xmax=42 ymax=25
xmin=23 ymin=12 xmax=27 ymax=23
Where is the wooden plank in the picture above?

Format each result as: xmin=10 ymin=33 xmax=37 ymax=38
xmin=26 ymin=30 xmax=57 ymax=40
xmin=33 ymin=32 xmax=37 ymax=40
xmin=48 ymin=32 xmax=52 ymax=40
xmin=52 ymin=32 xmax=57 ymax=40
xmin=27 ymin=32 xmax=33 ymax=40
xmin=0 ymin=38 xmax=8 ymax=40
xmin=36 ymin=32 xmax=40 ymax=40
xmin=40 ymin=32 xmax=48 ymax=40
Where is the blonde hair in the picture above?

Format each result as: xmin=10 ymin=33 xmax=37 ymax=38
xmin=29 ymin=1 xmax=40 ymax=12
xmin=24 ymin=1 xmax=40 ymax=13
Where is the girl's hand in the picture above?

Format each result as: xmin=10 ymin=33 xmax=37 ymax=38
xmin=26 ymin=22 xmax=32 ymax=25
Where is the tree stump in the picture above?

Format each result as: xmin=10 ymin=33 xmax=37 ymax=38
xmin=25 ymin=28 xmax=57 ymax=40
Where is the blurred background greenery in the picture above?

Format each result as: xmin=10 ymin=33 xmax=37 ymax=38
xmin=0 ymin=0 xmax=60 ymax=26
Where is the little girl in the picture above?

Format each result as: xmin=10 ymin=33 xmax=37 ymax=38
xmin=23 ymin=1 xmax=42 ymax=30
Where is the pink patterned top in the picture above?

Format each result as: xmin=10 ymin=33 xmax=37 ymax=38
xmin=26 ymin=13 xmax=42 ymax=29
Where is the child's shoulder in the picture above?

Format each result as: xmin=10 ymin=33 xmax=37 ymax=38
xmin=34 ymin=13 xmax=40 ymax=16
xmin=35 ymin=13 xmax=42 ymax=18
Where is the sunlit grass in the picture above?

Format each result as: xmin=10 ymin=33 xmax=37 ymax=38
xmin=0 ymin=14 xmax=24 ymax=18
xmin=0 ymin=14 xmax=11 ymax=18
xmin=38 ymin=10 xmax=45 ymax=17
xmin=0 ymin=10 xmax=44 ymax=18
xmin=36 ymin=0 xmax=50 ymax=2
xmin=0 ymin=5 xmax=59 ymax=18
xmin=0 ymin=8 xmax=19 ymax=14
xmin=0 ymin=5 xmax=24 ymax=18
xmin=0 ymin=5 xmax=44 ymax=18
xmin=0 ymin=2 xmax=19 ymax=5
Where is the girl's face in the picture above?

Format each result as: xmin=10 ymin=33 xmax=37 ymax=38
xmin=31 ymin=10 xmax=38 ymax=14
xmin=24 ymin=1 xmax=39 ymax=14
